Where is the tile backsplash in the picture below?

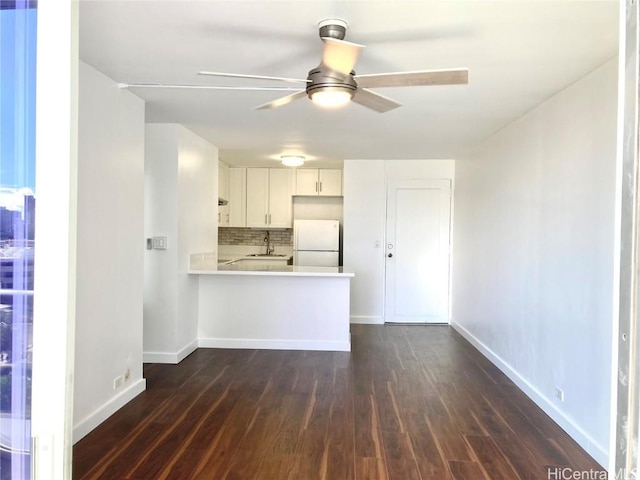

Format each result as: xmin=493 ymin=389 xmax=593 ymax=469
xmin=218 ymin=227 xmax=293 ymax=246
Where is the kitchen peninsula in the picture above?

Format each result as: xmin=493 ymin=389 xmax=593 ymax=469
xmin=189 ymin=253 xmax=354 ymax=351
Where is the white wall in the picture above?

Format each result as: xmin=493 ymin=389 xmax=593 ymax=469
xmin=73 ymin=61 xmax=146 ymax=442
xmin=143 ymin=125 xmax=179 ymax=358
xmin=451 ymin=59 xmax=618 ymax=466
xmin=176 ymin=128 xmax=218 ymax=350
xmin=343 ymin=160 xmax=455 ymax=324
xmin=144 ymin=124 xmax=217 ymax=363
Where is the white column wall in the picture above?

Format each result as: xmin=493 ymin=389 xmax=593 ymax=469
xmin=144 ymin=124 xmax=218 ymax=363
xmin=343 ymin=159 xmax=455 ymax=324
xmin=143 ymin=125 xmax=180 ymax=356
xmin=343 ymin=160 xmax=386 ymax=324
xmin=176 ymin=128 xmax=218 ymax=352
xmin=73 ymin=61 xmax=146 ymax=442
xmin=451 ymin=59 xmax=618 ymax=466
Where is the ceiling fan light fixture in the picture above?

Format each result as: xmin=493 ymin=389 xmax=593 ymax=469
xmin=310 ymin=87 xmax=353 ymax=108
xmin=281 ymin=155 xmax=305 ymax=167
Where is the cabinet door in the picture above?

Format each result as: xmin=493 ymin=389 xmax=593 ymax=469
xmin=218 ymin=204 xmax=229 ymax=227
xmin=295 ymin=169 xmax=319 ymax=195
xmin=246 ymin=168 xmax=269 ymax=228
xmin=319 ymin=169 xmax=342 ymax=196
xmin=218 ymin=162 xmax=230 ymax=201
xmin=268 ymin=169 xmax=293 ymax=227
xmin=228 ymin=167 xmax=246 ymax=227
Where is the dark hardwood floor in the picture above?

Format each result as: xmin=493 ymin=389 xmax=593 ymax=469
xmin=73 ymin=325 xmax=603 ymax=479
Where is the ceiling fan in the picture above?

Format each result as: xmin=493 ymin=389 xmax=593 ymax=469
xmin=120 ymin=19 xmax=469 ymax=113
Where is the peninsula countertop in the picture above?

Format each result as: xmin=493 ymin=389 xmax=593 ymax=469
xmin=188 ymin=252 xmax=354 ymax=277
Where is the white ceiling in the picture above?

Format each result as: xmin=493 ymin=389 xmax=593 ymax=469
xmin=79 ymin=0 xmax=618 ymax=168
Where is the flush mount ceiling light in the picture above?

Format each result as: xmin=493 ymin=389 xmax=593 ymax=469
xmin=308 ymin=86 xmax=354 ymax=108
xmin=281 ymin=155 xmax=305 ymax=167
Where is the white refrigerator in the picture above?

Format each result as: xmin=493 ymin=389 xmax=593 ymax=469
xmin=293 ymin=219 xmax=340 ymax=267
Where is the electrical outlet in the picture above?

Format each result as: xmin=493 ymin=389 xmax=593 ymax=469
xmin=113 ymin=376 xmax=123 ymax=390
xmin=124 ymin=368 xmax=131 ymax=382
xmin=555 ymin=387 xmax=564 ymax=402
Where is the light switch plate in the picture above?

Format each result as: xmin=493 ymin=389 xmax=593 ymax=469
xmin=152 ymin=236 xmax=168 ymax=250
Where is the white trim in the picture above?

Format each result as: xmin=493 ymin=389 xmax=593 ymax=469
xmin=72 ymin=378 xmax=146 ymax=444
xmin=350 ymin=315 xmax=384 ymax=324
xmin=32 ymin=2 xmax=79 ymax=478
xmin=143 ymin=339 xmax=198 ymax=364
xmin=451 ymin=321 xmax=608 ymax=467
xmin=198 ymin=337 xmax=350 ymax=352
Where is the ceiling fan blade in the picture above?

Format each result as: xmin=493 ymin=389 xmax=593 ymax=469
xmin=351 ymin=88 xmax=402 ymax=113
xmin=119 ymin=83 xmax=303 ymax=91
xmin=198 ymin=71 xmax=310 ymax=84
xmin=321 ymin=37 xmax=365 ymax=75
xmin=255 ymin=90 xmax=307 ymax=110
xmin=355 ymin=68 xmax=469 ymax=88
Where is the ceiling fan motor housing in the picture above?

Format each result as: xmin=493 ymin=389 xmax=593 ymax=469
xmin=305 ymin=67 xmax=357 ymax=99
xmin=318 ymin=19 xmax=347 ymax=40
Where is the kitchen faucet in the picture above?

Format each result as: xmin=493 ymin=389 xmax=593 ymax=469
xmin=264 ymin=231 xmax=274 ymax=255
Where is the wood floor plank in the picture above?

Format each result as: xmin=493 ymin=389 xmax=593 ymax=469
xmin=73 ymin=325 xmax=604 ymax=480
xmin=402 ymin=400 xmax=451 ymax=479
xmin=424 ymin=396 xmax=474 ymax=462
xmin=465 ymin=434 xmax=521 ymax=480
xmin=448 ymin=460 xmax=489 ymax=480
xmin=325 ymin=399 xmax=356 ymax=480
xmin=470 ymin=393 xmax=547 ymax=480
xmin=355 ymin=457 xmax=388 ymax=480
xmin=379 ymin=430 xmax=422 ymax=480
xmin=486 ymin=392 xmax=572 ymax=467
xmin=354 ymin=393 xmax=386 ymax=461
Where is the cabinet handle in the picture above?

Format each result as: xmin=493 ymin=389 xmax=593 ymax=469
xmin=319 ymin=182 xmax=323 ymax=193
xmin=218 ymin=212 xmax=220 ymax=222
xmin=265 ymin=214 xmax=267 ymax=224
xmin=315 ymin=181 xmax=318 ymax=193
xmin=226 ymin=214 xmax=229 ymax=222
xmin=269 ymin=214 xmax=272 ymax=224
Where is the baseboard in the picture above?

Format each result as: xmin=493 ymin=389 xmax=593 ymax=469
xmin=143 ymin=339 xmax=198 ymax=364
xmin=451 ymin=321 xmax=608 ymax=467
xmin=198 ymin=337 xmax=351 ymax=352
xmin=350 ymin=315 xmax=384 ymax=325
xmin=73 ymin=378 xmax=146 ymax=444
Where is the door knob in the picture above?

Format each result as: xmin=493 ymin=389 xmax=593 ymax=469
xmin=388 ymin=253 xmax=393 ymax=258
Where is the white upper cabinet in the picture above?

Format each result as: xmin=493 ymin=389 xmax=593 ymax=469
xmin=218 ymin=162 xmax=230 ymax=202
xmin=295 ymin=169 xmax=320 ymax=195
xmin=294 ymin=169 xmax=342 ymax=196
xmin=246 ymin=168 xmax=293 ymax=228
xmin=218 ymin=162 xmax=230 ymax=227
xmin=228 ymin=167 xmax=246 ymax=227
xmin=319 ymin=169 xmax=342 ymax=196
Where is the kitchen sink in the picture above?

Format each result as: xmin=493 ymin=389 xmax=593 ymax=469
xmin=246 ymin=254 xmax=289 ymax=258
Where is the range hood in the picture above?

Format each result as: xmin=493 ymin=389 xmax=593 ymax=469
xmin=218 ymin=197 xmax=228 ymax=206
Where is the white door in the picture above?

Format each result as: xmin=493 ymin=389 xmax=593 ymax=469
xmin=385 ymin=179 xmax=451 ymax=323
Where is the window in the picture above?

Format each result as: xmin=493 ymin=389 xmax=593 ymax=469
xmin=0 ymin=1 xmax=37 ymax=478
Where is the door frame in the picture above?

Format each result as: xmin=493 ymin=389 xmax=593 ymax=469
xmin=612 ymin=0 xmax=640 ymax=475
xmin=31 ymin=1 xmax=78 ymax=478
